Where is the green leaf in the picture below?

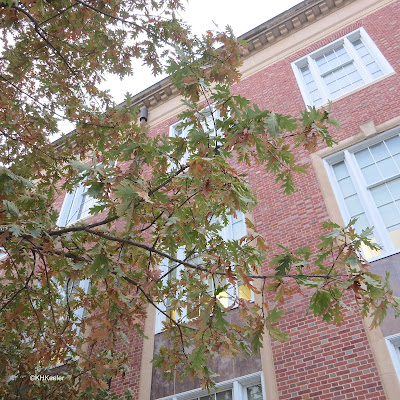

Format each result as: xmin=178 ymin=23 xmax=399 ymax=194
xmin=70 ymin=161 xmax=92 ymax=173
xmin=189 ymin=345 xmax=206 ymax=371
xmin=3 ymin=200 xmax=20 ymax=217
xmin=310 ymin=290 xmax=331 ymax=315
xmin=264 ymin=112 xmax=280 ymax=138
xmin=265 ymin=307 xmax=285 ymax=322
xmin=271 ymin=252 xmax=292 ymax=276
xmin=89 ymin=253 xmax=111 ymax=278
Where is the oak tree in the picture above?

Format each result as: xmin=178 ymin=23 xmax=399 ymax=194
xmin=0 ymin=0 xmax=398 ymax=398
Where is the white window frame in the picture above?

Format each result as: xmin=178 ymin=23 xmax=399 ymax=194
xmin=170 ymin=105 xmax=222 ymax=139
xmin=169 ymin=120 xmax=190 ymax=168
xmin=56 ymin=278 xmax=90 ymax=322
xmin=57 ymin=183 xmax=97 ymax=227
xmin=51 ymin=278 xmax=90 ymax=366
xmin=154 ymin=211 xmax=252 ymax=334
xmin=169 ymin=105 xmax=222 ymax=167
xmin=292 ymin=27 xmax=394 ymax=107
xmin=324 ymin=126 xmax=400 ymax=261
xmin=386 ymin=333 xmax=400 ymax=381
xmin=57 ymin=161 xmax=116 ymax=227
xmin=156 ymin=372 xmax=266 ymax=400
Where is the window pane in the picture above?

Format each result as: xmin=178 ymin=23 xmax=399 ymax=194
xmin=306 ymin=80 xmax=317 ymax=92
xmin=376 ymin=158 xmax=398 ymax=179
xmin=79 ymin=192 xmax=97 ymax=220
xmin=302 ymin=69 xmax=314 ymax=84
xmin=200 ymin=395 xmax=214 ymax=400
xmin=386 ymin=136 xmax=400 ymax=154
xmin=315 ymin=54 xmax=330 ymax=74
xmin=173 ymin=127 xmax=184 ymax=138
xmin=238 ymin=284 xmax=252 ymax=301
xmin=58 ymin=190 xmax=77 ymax=226
xmin=166 ymin=308 xmax=176 ymax=321
xmin=221 ymin=212 xmax=246 ymax=241
xmin=353 ymin=213 xmax=371 ymax=233
xmin=216 ymin=390 xmax=232 ymax=400
xmin=355 ymin=137 xmax=400 ymax=184
xmin=370 ymin=142 xmax=390 ymax=161
xmin=300 ymin=65 xmax=322 ymax=105
xmin=370 ymin=179 xmax=400 ymax=249
xmin=216 ymin=290 xmax=230 ymax=308
xmin=323 ymin=62 xmax=363 ymax=97
xmin=394 ymin=154 xmax=400 ymax=168
xmin=345 ymin=194 xmax=364 ymax=216
xmin=351 ymin=38 xmax=383 ymax=78
xmin=388 ymin=224 xmax=400 ymax=249
xmin=361 ymin=239 xmax=381 ymax=260
xmin=351 ymin=39 xmax=367 ymax=55
xmin=360 ymin=163 xmax=381 ymax=185
xmin=316 ymin=45 xmax=350 ymax=74
xmin=247 ymin=385 xmax=263 ymax=400
xmin=387 ymin=178 xmax=400 ymax=200
xmin=310 ymin=90 xmax=323 ymax=105
xmin=332 ymin=161 xmax=349 ymax=180
xmin=232 ymin=212 xmax=246 ymax=240
xmin=338 ymin=176 xmax=357 ymax=197
xmin=377 ymin=203 xmax=400 ymax=228
xmin=355 ymin=148 xmax=374 ymax=167
xmin=371 ymin=185 xmax=391 ymax=207
xmin=57 ymin=279 xmax=79 ymax=305
xmin=325 ymin=77 xmax=341 ymax=96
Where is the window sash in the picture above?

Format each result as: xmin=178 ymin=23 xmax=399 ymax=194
xmin=169 ymin=106 xmax=222 ymax=169
xmin=58 ymin=184 xmax=97 ymax=226
xmin=386 ymin=333 xmax=400 ymax=382
xmin=154 ymin=212 xmax=251 ymax=333
xmin=156 ymin=372 xmax=265 ymax=400
xmin=325 ymin=129 xmax=400 ymax=260
xmin=292 ymin=27 xmax=393 ymax=106
xmin=56 ymin=278 xmax=90 ymax=322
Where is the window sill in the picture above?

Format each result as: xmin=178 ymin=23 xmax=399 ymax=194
xmin=369 ymin=248 xmax=400 ymax=264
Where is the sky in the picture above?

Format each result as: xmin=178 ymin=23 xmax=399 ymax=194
xmin=57 ymin=0 xmax=301 ymax=133
xmin=101 ymin=0 xmax=301 ymax=103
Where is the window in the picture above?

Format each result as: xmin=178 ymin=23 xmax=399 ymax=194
xmin=325 ymin=127 xmax=400 ymax=260
xmin=57 ymin=183 xmax=97 ymax=226
xmin=170 ymin=120 xmax=190 ymax=168
xmin=386 ymin=333 xmax=400 ymax=381
xmin=56 ymin=278 xmax=90 ymax=322
xmin=292 ymin=28 xmax=393 ymax=106
xmin=170 ymin=107 xmax=221 ymax=138
xmin=169 ymin=106 xmax=221 ymax=168
xmin=157 ymin=372 xmax=264 ymax=400
xmin=155 ymin=211 xmax=252 ymax=333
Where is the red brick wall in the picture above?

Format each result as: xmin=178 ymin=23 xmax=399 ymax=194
xmin=272 ymin=293 xmax=384 ymax=399
xmin=109 ymin=328 xmax=144 ymax=398
xmin=226 ymin=3 xmax=399 ymax=399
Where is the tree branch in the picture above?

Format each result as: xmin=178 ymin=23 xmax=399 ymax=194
xmin=0 ymin=268 xmax=35 ymax=313
xmin=38 ymin=2 xmax=80 ymax=27
xmin=12 ymin=5 xmax=76 ymax=75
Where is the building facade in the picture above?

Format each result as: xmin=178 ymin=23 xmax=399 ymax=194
xmin=56 ymin=0 xmax=400 ymax=398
